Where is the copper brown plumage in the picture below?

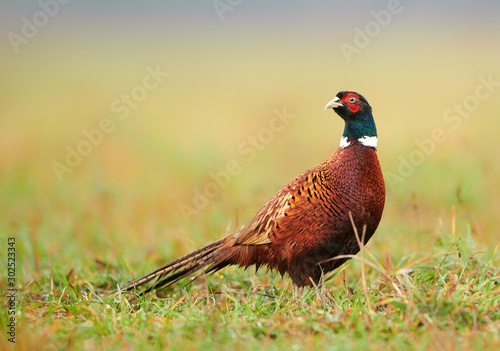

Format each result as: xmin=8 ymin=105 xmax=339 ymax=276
xmin=115 ymin=91 xmax=385 ymax=297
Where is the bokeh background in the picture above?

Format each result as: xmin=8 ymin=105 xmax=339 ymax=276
xmin=1 ymin=1 xmax=499 ymax=281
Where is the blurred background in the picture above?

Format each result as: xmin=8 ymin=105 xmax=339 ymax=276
xmin=1 ymin=1 xmax=499 ymax=278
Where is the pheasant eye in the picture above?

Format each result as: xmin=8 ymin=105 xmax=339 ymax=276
xmin=348 ymin=96 xmax=356 ymax=103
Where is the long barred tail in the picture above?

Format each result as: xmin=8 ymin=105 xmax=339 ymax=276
xmin=113 ymin=237 xmax=232 ymax=295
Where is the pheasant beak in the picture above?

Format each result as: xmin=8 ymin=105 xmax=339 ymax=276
xmin=324 ymin=97 xmax=343 ymax=110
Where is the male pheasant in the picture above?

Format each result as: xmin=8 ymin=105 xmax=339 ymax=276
xmin=115 ymin=91 xmax=385 ymax=298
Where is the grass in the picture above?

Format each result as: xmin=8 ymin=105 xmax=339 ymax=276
xmin=2 ymin=225 xmax=499 ymax=350
xmin=1 ymin=24 xmax=500 ymax=350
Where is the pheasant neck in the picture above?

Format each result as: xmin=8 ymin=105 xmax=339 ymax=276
xmin=340 ymin=112 xmax=378 ymax=148
xmin=340 ymin=136 xmax=378 ymax=148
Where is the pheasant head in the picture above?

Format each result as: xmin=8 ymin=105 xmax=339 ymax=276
xmin=325 ymin=91 xmax=378 ymax=148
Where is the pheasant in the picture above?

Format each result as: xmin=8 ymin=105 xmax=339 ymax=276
xmin=115 ymin=91 xmax=385 ymax=298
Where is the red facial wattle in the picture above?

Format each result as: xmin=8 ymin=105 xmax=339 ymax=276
xmin=341 ymin=92 xmax=361 ymax=113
